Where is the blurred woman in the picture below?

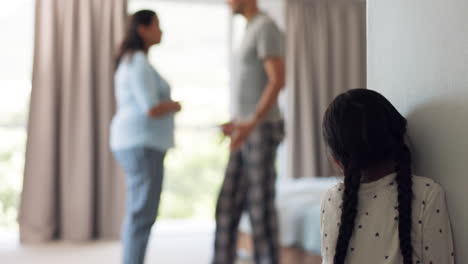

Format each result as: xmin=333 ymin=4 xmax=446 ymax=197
xmin=110 ymin=10 xmax=181 ymax=264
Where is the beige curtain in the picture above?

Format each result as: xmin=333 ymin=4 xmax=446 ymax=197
xmin=19 ymin=0 xmax=127 ymax=242
xmin=286 ymin=0 xmax=366 ymax=178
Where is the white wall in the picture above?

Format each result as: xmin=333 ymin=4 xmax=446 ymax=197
xmin=368 ymin=1 xmax=468 ymax=262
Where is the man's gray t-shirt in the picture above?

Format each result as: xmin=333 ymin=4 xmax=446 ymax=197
xmin=231 ymin=13 xmax=284 ymax=122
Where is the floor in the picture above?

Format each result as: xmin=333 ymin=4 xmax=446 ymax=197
xmin=0 ymin=221 xmax=237 ymax=264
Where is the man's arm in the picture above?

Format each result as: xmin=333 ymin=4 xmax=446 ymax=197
xmin=230 ymin=56 xmax=285 ymax=151
xmin=251 ymin=57 xmax=285 ymax=124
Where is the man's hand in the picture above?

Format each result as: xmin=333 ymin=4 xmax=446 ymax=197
xmin=230 ymin=120 xmax=256 ymax=151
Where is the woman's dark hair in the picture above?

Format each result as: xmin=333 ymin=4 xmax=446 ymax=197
xmin=116 ymin=10 xmax=156 ymax=66
xmin=322 ymin=89 xmax=413 ymax=264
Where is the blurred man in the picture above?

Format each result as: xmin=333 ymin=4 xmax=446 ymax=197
xmin=214 ymin=0 xmax=285 ymax=263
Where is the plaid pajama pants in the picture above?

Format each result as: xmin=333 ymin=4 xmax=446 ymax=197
xmin=214 ymin=120 xmax=285 ymax=264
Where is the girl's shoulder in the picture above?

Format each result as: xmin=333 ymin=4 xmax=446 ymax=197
xmin=322 ymin=181 xmax=345 ymax=203
xmin=412 ymin=175 xmax=447 ymax=204
xmin=412 ymin=175 xmax=444 ymax=191
xmin=322 ymin=175 xmax=446 ymax=200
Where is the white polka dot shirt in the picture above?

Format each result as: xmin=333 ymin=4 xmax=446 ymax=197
xmin=320 ymin=174 xmax=455 ymax=264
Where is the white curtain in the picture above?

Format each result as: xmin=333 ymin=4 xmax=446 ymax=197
xmin=286 ymin=0 xmax=367 ymax=178
xmin=20 ymin=0 xmax=127 ymax=242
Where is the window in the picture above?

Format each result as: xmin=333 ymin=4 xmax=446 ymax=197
xmin=0 ymin=0 xmax=287 ymax=231
xmin=0 ymin=0 xmax=35 ymax=230
xmin=128 ymin=0 xmax=231 ymax=219
xmin=129 ymin=0 xmax=287 ymax=220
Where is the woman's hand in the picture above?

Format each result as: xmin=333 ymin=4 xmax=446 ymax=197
xmin=172 ymin=101 xmax=182 ymax=113
xmin=220 ymin=121 xmax=235 ymax=136
xmin=148 ymin=101 xmax=182 ymax=117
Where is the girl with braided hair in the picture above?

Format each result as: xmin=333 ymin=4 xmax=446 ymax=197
xmin=320 ymin=89 xmax=455 ymax=264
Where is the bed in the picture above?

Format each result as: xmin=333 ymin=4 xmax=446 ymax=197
xmin=237 ymin=177 xmax=339 ymax=264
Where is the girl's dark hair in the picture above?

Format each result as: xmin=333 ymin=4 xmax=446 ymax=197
xmin=116 ymin=10 xmax=156 ymax=66
xmin=322 ymin=89 xmax=413 ymax=264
